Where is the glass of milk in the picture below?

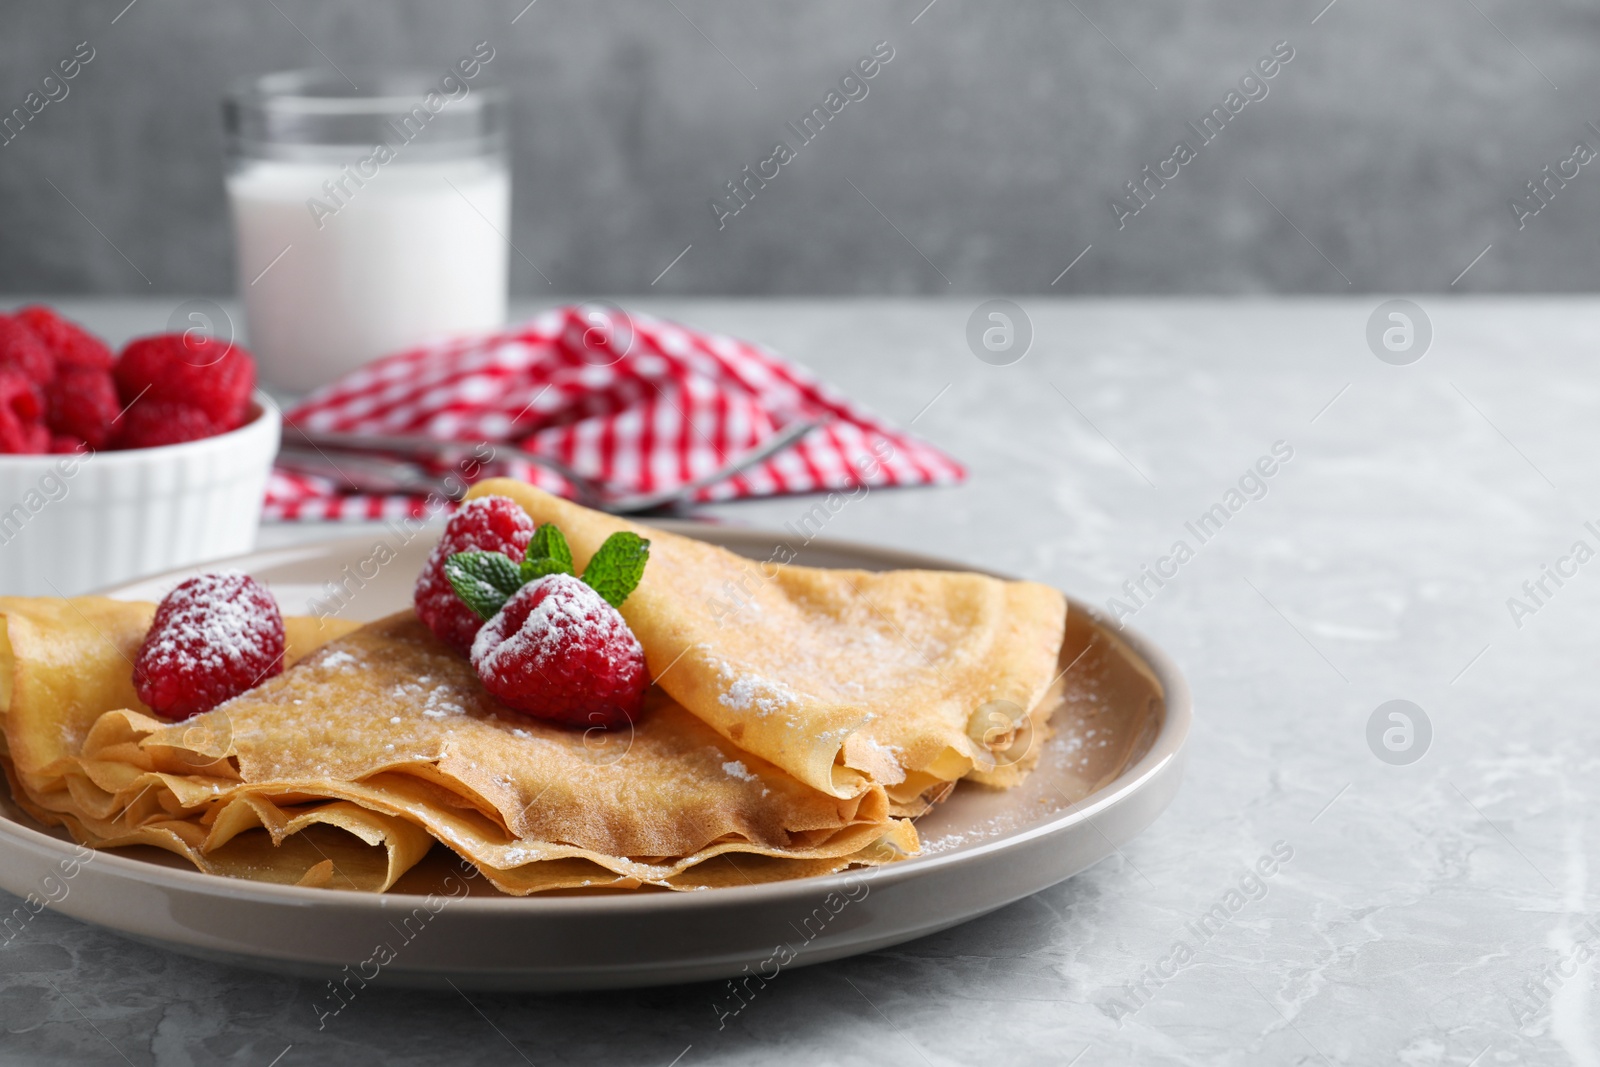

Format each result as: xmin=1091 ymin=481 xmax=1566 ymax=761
xmin=224 ymin=70 xmax=510 ymax=392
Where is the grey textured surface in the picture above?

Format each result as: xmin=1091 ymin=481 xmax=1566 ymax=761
xmin=4 ymin=295 xmax=1599 ymax=1064
xmin=4 ymin=1 xmax=1600 ymax=295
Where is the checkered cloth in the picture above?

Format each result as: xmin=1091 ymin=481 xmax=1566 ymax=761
xmin=264 ymin=306 xmax=965 ymax=520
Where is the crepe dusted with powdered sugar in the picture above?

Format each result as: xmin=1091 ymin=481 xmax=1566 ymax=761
xmin=1 ymin=599 xmax=912 ymax=893
xmin=467 ymin=480 xmax=1068 ymax=813
xmin=0 ymin=480 xmax=1066 ymax=894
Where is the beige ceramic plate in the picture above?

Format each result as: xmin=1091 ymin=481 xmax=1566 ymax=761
xmin=0 ymin=523 xmax=1190 ymax=991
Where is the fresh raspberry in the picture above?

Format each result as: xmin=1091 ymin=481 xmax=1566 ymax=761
xmin=45 ymin=366 xmax=119 ymax=450
xmin=0 ymin=368 xmax=46 ymax=454
xmin=48 ymin=433 xmax=87 ymax=454
xmin=114 ymin=334 xmax=255 ymax=428
xmin=470 ymin=574 xmax=648 ymax=729
xmin=413 ymin=495 xmax=536 ymax=655
xmin=111 ymin=399 xmax=222 ymax=450
xmin=0 ymin=368 xmax=44 ymax=424
xmin=14 ymin=306 xmax=113 ymax=371
xmin=132 ymin=571 xmax=286 ymax=721
xmin=0 ymin=316 xmax=54 ymax=384
xmin=23 ymin=423 xmax=48 ymax=453
xmin=0 ymin=407 xmax=47 ymax=453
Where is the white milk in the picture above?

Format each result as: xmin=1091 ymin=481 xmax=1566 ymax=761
xmin=228 ymin=158 xmax=510 ymax=392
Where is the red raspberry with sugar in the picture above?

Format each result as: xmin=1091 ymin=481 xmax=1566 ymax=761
xmin=115 ymin=334 xmax=255 ymax=428
xmin=132 ymin=571 xmax=286 ymax=721
xmin=46 ymin=366 xmax=120 ymax=450
xmin=15 ymin=306 xmax=113 ymax=371
xmin=414 ymin=496 xmax=536 ymax=655
xmin=470 ymin=573 xmax=648 ymax=729
xmin=0 ymin=315 xmax=55 ymax=385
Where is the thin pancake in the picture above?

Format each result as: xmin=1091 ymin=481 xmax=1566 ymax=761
xmin=466 ymin=479 xmax=1068 ymax=803
xmin=2 ymin=599 xmax=913 ymax=894
xmin=0 ymin=596 xmax=424 ymax=888
xmin=0 ymin=596 xmax=355 ymax=794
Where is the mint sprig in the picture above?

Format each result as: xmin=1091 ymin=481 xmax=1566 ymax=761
xmin=444 ymin=551 xmax=525 ymax=620
xmin=581 ymin=532 xmax=651 ymax=609
xmin=521 ymin=523 xmax=574 ymax=584
xmin=520 ymin=557 xmax=572 ymax=583
xmin=445 ymin=523 xmax=651 ymax=620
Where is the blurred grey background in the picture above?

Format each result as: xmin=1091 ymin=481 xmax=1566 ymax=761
xmin=0 ymin=0 xmax=1596 ymax=295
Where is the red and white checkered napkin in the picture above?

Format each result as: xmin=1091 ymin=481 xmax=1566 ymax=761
xmin=264 ymin=306 xmax=965 ymax=521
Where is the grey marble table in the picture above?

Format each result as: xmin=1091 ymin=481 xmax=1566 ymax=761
xmin=4 ymin=296 xmax=1597 ymax=1066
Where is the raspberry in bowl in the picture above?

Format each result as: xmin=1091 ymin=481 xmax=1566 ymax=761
xmin=0 ymin=305 xmax=281 ymax=596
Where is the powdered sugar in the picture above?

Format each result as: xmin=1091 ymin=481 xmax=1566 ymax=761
xmin=469 ymin=572 xmax=648 ymax=727
xmin=132 ymin=570 xmax=286 ymax=720
xmin=145 ymin=571 xmax=280 ymax=670
xmin=707 ymin=655 xmax=802 ymax=716
xmin=721 ymin=759 xmax=757 ymax=782
xmin=857 ymin=736 xmax=902 ymax=763
xmin=383 ymin=682 xmax=467 ymax=720
xmin=472 ymin=574 xmax=612 ymax=671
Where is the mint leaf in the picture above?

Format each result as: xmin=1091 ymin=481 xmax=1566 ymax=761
xmin=581 ymin=532 xmax=651 ymax=608
xmin=445 ymin=551 xmax=524 ymax=620
xmin=520 ymin=556 xmax=571 ymax=583
xmin=524 ymin=523 xmax=574 ymax=575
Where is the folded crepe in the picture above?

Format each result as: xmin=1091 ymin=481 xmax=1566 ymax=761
xmin=1 ymin=480 xmax=1067 ymax=895
xmin=0 ymin=597 xmax=432 ymax=891
xmin=1 ymin=598 xmax=912 ymax=894
xmin=466 ymin=480 xmax=1069 ymax=811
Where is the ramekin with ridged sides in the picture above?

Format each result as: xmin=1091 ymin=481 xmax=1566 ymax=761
xmin=0 ymin=395 xmax=281 ymax=596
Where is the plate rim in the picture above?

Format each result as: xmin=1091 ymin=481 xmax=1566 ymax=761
xmin=0 ymin=522 xmax=1192 ymax=916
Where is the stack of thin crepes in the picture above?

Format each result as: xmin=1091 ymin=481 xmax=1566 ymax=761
xmin=0 ymin=480 xmax=1068 ymax=895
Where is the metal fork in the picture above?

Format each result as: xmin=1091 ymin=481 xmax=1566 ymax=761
xmin=276 ymin=417 xmax=822 ymax=514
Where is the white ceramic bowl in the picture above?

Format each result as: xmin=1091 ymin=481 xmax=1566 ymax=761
xmin=0 ymin=393 xmax=280 ymax=596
